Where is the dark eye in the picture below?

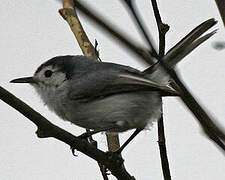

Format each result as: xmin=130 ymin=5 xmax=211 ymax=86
xmin=44 ymin=70 xmax=53 ymax=78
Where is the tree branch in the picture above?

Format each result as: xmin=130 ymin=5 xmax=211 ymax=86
xmin=0 ymin=86 xmax=134 ymax=180
xmin=151 ymin=1 xmax=172 ymax=180
xmin=151 ymin=0 xmax=169 ymax=57
xmin=59 ymin=0 xmax=97 ymax=59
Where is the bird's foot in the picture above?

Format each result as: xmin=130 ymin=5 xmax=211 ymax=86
xmin=78 ymin=131 xmax=94 ymax=139
xmin=70 ymin=146 xmax=78 ymax=156
xmin=70 ymin=137 xmax=89 ymax=156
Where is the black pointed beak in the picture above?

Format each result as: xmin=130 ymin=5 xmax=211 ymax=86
xmin=10 ymin=77 xmax=37 ymax=84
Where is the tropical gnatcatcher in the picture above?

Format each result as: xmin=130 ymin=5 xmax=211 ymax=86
xmin=11 ymin=55 xmax=177 ymax=153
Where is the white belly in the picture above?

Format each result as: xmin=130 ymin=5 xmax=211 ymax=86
xmin=63 ymin=91 xmax=162 ymax=132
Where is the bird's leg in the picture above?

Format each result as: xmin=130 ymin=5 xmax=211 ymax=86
xmin=71 ymin=126 xmax=116 ymax=156
xmin=105 ymin=128 xmax=142 ymax=165
xmin=115 ymin=128 xmax=143 ymax=154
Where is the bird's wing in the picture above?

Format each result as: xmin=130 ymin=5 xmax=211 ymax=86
xmin=68 ymin=63 xmax=178 ymax=102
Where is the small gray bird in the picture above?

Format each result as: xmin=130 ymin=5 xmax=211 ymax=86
xmin=11 ymin=55 xmax=177 ymax=152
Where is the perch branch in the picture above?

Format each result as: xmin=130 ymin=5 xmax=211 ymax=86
xmin=0 ymin=86 xmax=134 ymax=180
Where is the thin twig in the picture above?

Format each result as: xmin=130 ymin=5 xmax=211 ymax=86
xmin=122 ymin=0 xmax=158 ymax=58
xmin=158 ymin=116 xmax=172 ymax=180
xmin=151 ymin=1 xmax=172 ymax=180
xmin=151 ymin=0 xmax=169 ymax=57
xmin=170 ymin=80 xmax=225 ymax=152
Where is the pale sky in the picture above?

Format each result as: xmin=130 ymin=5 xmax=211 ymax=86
xmin=0 ymin=1 xmax=225 ymax=180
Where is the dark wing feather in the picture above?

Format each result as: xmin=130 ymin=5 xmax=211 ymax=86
xmin=68 ymin=62 xmax=178 ymax=102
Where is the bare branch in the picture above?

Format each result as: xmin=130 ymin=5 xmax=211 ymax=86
xmin=0 ymin=86 xmax=134 ymax=180
xmin=151 ymin=0 xmax=169 ymax=57
xmin=59 ymin=0 xmax=97 ymax=59
xmin=157 ymin=116 xmax=171 ymax=180
xmin=151 ymin=1 xmax=172 ymax=179
xmin=122 ymin=0 xmax=158 ymax=58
